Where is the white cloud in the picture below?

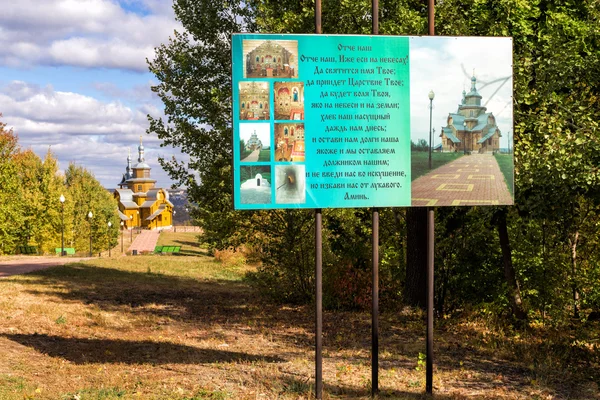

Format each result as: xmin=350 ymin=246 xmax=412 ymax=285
xmin=0 ymin=0 xmax=181 ymax=71
xmin=48 ymin=37 xmax=155 ymax=71
xmin=0 ymin=81 xmax=181 ymax=188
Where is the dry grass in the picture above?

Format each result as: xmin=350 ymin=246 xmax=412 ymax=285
xmin=0 ymin=254 xmax=598 ymax=399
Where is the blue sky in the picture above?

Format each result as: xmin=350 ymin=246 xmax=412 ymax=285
xmin=0 ymin=0 xmax=183 ymax=188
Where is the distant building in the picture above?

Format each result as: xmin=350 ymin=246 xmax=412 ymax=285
xmin=114 ymin=138 xmax=173 ymax=230
xmin=439 ymin=74 xmax=502 ymax=153
xmin=245 ymin=130 xmax=263 ymax=151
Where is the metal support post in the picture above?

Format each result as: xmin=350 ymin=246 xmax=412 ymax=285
xmin=371 ymin=208 xmax=379 ymax=396
xmin=426 ymin=208 xmax=435 ymax=393
xmin=315 ymin=209 xmax=323 ymax=399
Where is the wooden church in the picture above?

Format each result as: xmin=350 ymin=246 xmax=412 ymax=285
xmin=114 ymin=138 xmax=173 ymax=230
xmin=439 ymin=74 xmax=502 ymax=154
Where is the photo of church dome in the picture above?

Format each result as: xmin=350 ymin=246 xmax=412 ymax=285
xmin=239 ymin=81 xmax=270 ymax=120
xmin=243 ymin=40 xmax=298 ymax=78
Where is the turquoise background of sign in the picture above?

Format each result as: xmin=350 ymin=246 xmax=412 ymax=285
xmin=232 ymin=34 xmax=411 ymax=209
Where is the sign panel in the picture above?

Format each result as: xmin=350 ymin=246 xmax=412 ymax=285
xmin=232 ymin=34 xmax=513 ymax=209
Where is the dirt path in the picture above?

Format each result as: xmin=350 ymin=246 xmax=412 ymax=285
xmin=412 ymin=153 xmax=513 ymax=206
xmin=0 ymin=257 xmax=90 ymax=278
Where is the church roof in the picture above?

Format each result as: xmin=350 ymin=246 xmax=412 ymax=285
xmin=443 ymin=128 xmax=461 ymax=143
xmin=117 ymin=209 xmax=130 ymax=221
xmin=126 ymin=177 xmax=157 ymax=184
xmin=471 ymin=113 xmax=493 ymax=131
xmin=114 ymin=189 xmax=139 ymax=209
xmin=477 ymin=127 xmax=499 ymax=144
xmin=465 ymin=89 xmax=482 ymax=98
xmin=146 ymin=204 xmax=167 ymax=221
xmin=448 ymin=114 xmax=465 ymax=130
xmin=134 ymin=162 xmax=151 ymax=169
xmin=120 ymin=201 xmax=139 ymax=209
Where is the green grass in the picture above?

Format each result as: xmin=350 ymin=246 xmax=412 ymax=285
xmin=411 ymin=151 xmax=464 ymax=180
xmin=155 ymin=231 xmax=206 ymax=256
xmin=0 ymin=375 xmax=32 ymax=396
xmin=257 ymin=149 xmax=271 ymax=161
xmin=68 ymin=387 xmax=127 ymax=399
xmin=240 ymin=150 xmax=252 ymax=160
xmin=494 ymin=153 xmax=515 ymax=196
xmin=240 ymin=149 xmax=270 ymax=162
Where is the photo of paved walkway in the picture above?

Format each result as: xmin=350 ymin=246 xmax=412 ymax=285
xmin=241 ymin=149 xmax=260 ymax=162
xmin=412 ymin=154 xmax=513 ymax=206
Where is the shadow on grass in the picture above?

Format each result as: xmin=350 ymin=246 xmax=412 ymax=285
xmin=3 ymin=333 xmax=282 ymax=365
xmin=171 ymin=240 xmax=200 ymax=247
xmin=156 ymin=239 xmax=207 ymax=256
xmin=9 ymin=264 xmax=592 ymax=398
xmin=279 ymin=375 xmax=463 ymax=399
xmin=19 ymin=263 xmax=260 ymax=323
xmin=14 ymin=263 xmax=315 ymax=349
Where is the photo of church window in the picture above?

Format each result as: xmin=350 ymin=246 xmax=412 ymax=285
xmin=274 ymin=82 xmax=304 ymax=120
xmin=240 ymin=166 xmax=272 ymax=204
xmin=275 ymin=165 xmax=305 ymax=204
xmin=243 ymin=40 xmax=298 ymax=78
xmin=239 ymin=82 xmax=270 ymax=120
xmin=239 ymin=122 xmax=271 ymax=163
xmin=274 ymin=123 xmax=305 ymax=162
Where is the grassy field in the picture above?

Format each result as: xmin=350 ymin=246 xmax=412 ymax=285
xmin=240 ymin=149 xmax=271 ymax=162
xmin=0 ymin=238 xmax=598 ymax=399
xmin=411 ymin=152 xmax=464 ymax=181
xmin=494 ymin=153 xmax=515 ymax=197
xmin=258 ymin=150 xmax=270 ymax=161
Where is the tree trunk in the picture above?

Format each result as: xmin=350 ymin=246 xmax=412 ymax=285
xmin=496 ymin=209 xmax=527 ymax=321
xmin=570 ymin=231 xmax=580 ymax=319
xmin=405 ymin=207 xmax=427 ymax=308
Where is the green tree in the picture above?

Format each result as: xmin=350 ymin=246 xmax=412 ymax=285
xmin=65 ymin=163 xmax=118 ymax=254
xmin=0 ymin=116 xmax=24 ymax=254
xmin=148 ymin=0 xmax=256 ymax=250
xmin=28 ymin=151 xmax=66 ymax=254
xmin=150 ymin=0 xmax=600 ymax=318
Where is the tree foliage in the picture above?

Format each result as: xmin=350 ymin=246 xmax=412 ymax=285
xmin=0 ymin=117 xmax=24 ymax=254
xmin=0 ymin=115 xmax=118 ymax=255
xmin=149 ymin=0 xmax=600 ymax=320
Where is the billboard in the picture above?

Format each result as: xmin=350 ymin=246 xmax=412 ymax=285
xmin=232 ymin=34 xmax=513 ymax=209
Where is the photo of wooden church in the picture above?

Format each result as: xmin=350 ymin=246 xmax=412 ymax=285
xmin=439 ymin=75 xmax=502 ymax=153
xmin=114 ymin=138 xmax=174 ymax=230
